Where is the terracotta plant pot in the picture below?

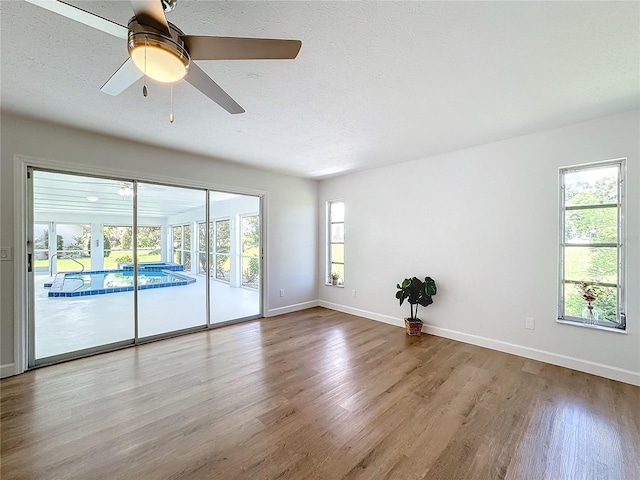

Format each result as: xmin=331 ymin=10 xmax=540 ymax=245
xmin=405 ymin=318 xmax=423 ymax=336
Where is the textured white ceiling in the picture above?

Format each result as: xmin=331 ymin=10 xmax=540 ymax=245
xmin=1 ymin=1 xmax=639 ymax=179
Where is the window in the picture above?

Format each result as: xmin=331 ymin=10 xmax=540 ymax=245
xmin=136 ymin=226 xmax=161 ymax=262
xmin=327 ymin=200 xmax=344 ymax=285
xmin=241 ymin=215 xmax=260 ymax=289
xmin=198 ymin=222 xmax=213 ymax=275
xmin=172 ymin=224 xmax=191 ymax=270
xmin=215 ymin=219 xmax=231 ymax=282
xmin=558 ymin=160 xmax=625 ymax=330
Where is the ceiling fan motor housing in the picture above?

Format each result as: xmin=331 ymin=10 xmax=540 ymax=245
xmin=127 ymin=18 xmax=190 ymax=82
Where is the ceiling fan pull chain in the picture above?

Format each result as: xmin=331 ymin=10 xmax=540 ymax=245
xmin=142 ymin=35 xmax=148 ymax=97
xmin=169 ymin=84 xmax=175 ymax=123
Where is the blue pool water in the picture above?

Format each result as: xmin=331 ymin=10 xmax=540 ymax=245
xmin=47 ymin=269 xmax=195 ymax=297
xmin=119 ymin=262 xmax=184 ymax=272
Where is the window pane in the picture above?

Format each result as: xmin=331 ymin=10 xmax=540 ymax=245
xmin=565 ymin=207 xmax=617 ymax=244
xmin=198 ymin=252 xmax=207 ymax=275
xmin=104 ymin=226 xmax=132 ymax=266
xmin=331 ymin=223 xmax=344 ymax=242
xmin=565 ymin=246 xmax=617 ymax=284
xmin=242 ymin=256 xmax=260 ymax=289
xmin=209 ymin=222 xmax=215 ymax=252
xmin=137 ymin=226 xmax=161 ymax=262
xmin=242 ymin=216 xmax=259 ymax=255
xmin=184 ymin=252 xmax=191 ymax=270
xmin=198 ymin=223 xmax=206 ymax=252
xmin=34 ymin=224 xmax=50 ymax=272
xmin=331 ymin=263 xmax=344 ymax=281
xmin=172 ymin=226 xmax=181 ymax=250
xmin=565 ymin=166 xmax=618 ymax=206
xmin=173 ymin=251 xmax=181 ymax=264
xmin=216 ymin=220 xmax=230 ymax=254
xmin=183 ymin=225 xmax=191 ymax=249
xmin=565 ymin=283 xmax=618 ymax=323
xmin=35 ymin=224 xmax=49 ymax=248
xmin=330 ymin=201 xmax=344 ymax=222
xmin=216 ymin=254 xmax=230 ymax=281
xmin=331 ymin=244 xmax=344 ymax=263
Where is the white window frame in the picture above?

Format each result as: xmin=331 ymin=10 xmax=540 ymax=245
xmin=558 ymin=158 xmax=626 ymax=331
xmin=171 ymin=223 xmax=191 ymax=268
xmin=326 ymin=200 xmax=344 ymax=285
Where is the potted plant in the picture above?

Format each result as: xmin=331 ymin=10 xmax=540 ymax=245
xmin=395 ymin=276 xmax=437 ymax=336
xmin=576 ymin=281 xmax=601 ymax=324
xmin=330 ymin=272 xmax=341 ymax=285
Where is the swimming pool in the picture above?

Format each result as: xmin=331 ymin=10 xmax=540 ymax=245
xmin=119 ymin=262 xmax=184 ymax=272
xmin=47 ymin=269 xmax=196 ymax=297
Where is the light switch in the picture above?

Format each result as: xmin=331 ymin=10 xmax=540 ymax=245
xmin=0 ymin=247 xmax=11 ymax=261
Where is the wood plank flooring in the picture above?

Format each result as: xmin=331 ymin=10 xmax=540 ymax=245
xmin=1 ymin=307 xmax=639 ymax=479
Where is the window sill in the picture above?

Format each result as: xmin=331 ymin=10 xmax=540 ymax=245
xmin=556 ymin=319 xmax=627 ymax=334
xmin=325 ymin=283 xmax=344 ymax=288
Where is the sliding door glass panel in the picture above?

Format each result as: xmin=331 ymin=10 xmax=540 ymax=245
xmin=241 ymin=215 xmax=260 ymax=289
xmin=55 ymin=223 xmax=91 ymax=271
xmin=137 ymin=183 xmax=206 ymax=338
xmin=197 ymin=221 xmax=214 ymax=276
xmin=32 ymin=171 xmax=134 ymax=361
xmin=33 ymin=223 xmax=50 ymax=274
xmin=137 ymin=226 xmax=162 ymax=262
xmin=210 ymin=193 xmax=261 ymax=324
xmin=215 ymin=219 xmax=231 ymax=282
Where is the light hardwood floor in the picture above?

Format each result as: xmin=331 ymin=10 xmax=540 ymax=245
xmin=1 ymin=307 xmax=639 ymax=479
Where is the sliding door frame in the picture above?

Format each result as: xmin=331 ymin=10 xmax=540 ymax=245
xmin=13 ymin=154 xmax=267 ymax=374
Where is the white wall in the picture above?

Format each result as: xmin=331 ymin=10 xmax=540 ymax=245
xmin=0 ymin=112 xmax=319 ymax=373
xmin=318 ymin=110 xmax=640 ymax=385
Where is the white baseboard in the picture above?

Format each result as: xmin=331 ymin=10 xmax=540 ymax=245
xmin=318 ymin=301 xmax=640 ymax=387
xmin=318 ymin=301 xmax=404 ymax=327
xmin=1 ymin=363 xmax=15 ymax=378
xmin=266 ymin=300 xmax=319 ymax=317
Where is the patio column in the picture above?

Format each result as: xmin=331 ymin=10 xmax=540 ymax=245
xmin=91 ymin=223 xmax=104 ymax=270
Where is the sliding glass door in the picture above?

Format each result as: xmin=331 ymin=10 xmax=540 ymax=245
xmin=209 ymin=193 xmax=261 ymax=324
xmin=137 ymin=183 xmax=207 ymax=338
xmin=28 ymin=168 xmax=262 ymax=367
xmin=31 ymin=170 xmax=135 ymax=363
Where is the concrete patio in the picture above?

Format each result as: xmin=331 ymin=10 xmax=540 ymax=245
xmin=35 ymin=273 xmax=260 ymax=359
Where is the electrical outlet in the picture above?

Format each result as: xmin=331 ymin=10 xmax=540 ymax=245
xmin=279 ymin=289 xmax=285 ymax=297
xmin=525 ymin=317 xmax=535 ymax=330
xmin=351 ymin=289 xmax=357 ymax=298
xmin=0 ymin=247 xmax=11 ymax=261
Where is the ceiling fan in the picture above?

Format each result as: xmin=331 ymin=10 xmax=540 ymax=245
xmin=24 ymin=0 xmax=302 ymax=114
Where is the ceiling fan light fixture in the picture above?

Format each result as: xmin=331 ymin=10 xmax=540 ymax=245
xmin=117 ymin=185 xmax=134 ymax=197
xmin=131 ymin=44 xmax=188 ymax=83
xmin=127 ymin=21 xmax=190 ymax=83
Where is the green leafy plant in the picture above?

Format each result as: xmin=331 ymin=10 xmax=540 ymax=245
xmin=113 ymin=254 xmax=133 ymax=265
xmin=396 ymin=276 xmax=437 ymax=321
xmin=576 ymin=281 xmax=601 ymax=304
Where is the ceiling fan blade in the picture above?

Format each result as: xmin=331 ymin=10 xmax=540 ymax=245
xmin=129 ymin=0 xmax=170 ymax=35
xmin=182 ymin=36 xmax=302 ymax=61
xmin=101 ymin=58 xmax=144 ymax=96
xmin=24 ymin=0 xmax=128 ymax=39
xmin=185 ymin=63 xmax=245 ymax=114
